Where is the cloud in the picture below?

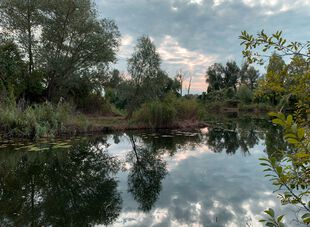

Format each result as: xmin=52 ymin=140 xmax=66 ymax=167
xmin=95 ymin=0 xmax=310 ymax=93
xmin=157 ymin=35 xmax=217 ymax=92
xmin=107 ymin=140 xmax=295 ymax=227
xmin=241 ymin=0 xmax=310 ymax=15
xmin=119 ymin=34 xmax=134 ymax=59
xmin=158 ymin=35 xmax=217 ymax=70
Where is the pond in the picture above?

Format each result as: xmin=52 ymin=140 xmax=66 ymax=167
xmin=0 ymin=117 xmax=301 ymax=226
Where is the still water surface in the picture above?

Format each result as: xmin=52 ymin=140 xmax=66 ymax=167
xmin=0 ymin=118 xmax=300 ymax=226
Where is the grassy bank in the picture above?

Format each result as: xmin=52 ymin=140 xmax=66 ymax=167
xmin=0 ymin=102 xmax=93 ymax=139
xmin=0 ymin=95 xmax=275 ymax=140
xmin=0 ymin=100 xmax=209 ymax=140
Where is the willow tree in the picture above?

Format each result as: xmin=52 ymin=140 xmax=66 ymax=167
xmin=38 ymin=0 xmax=120 ymax=100
xmin=0 ymin=0 xmax=120 ymax=101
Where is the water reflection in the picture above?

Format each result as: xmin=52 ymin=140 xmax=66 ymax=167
xmin=0 ymin=118 xmax=294 ymax=226
xmin=127 ymin=135 xmax=168 ymax=212
xmin=0 ymin=140 xmax=121 ymax=226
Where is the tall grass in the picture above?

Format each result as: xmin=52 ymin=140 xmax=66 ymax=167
xmin=0 ymin=102 xmax=90 ymax=139
xmin=133 ymin=101 xmax=176 ymax=128
xmin=132 ymin=95 xmax=205 ymax=128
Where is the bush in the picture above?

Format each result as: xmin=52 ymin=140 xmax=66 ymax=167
xmin=174 ymin=98 xmax=202 ymax=120
xmin=0 ymin=102 xmax=73 ymax=139
xmin=132 ymin=95 xmax=205 ymax=128
xmin=237 ymin=85 xmax=253 ymax=104
xmin=77 ymin=93 xmax=113 ymax=115
xmin=133 ymin=101 xmax=176 ymax=128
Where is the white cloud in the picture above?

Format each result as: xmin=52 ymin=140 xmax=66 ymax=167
xmin=188 ymin=0 xmax=204 ymax=5
xmin=119 ymin=34 xmax=134 ymax=59
xmin=158 ymin=35 xmax=217 ymax=93
xmin=96 ymin=0 xmax=310 ymax=92
xmin=242 ymin=0 xmax=310 ymax=15
xmin=158 ymin=35 xmax=217 ymax=70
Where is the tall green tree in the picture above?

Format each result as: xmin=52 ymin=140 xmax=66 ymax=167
xmin=206 ymin=63 xmax=225 ymax=92
xmin=223 ymin=61 xmax=240 ymax=90
xmin=0 ymin=0 xmax=120 ymax=102
xmin=0 ymin=0 xmax=42 ymax=76
xmin=38 ymin=0 xmax=120 ymax=100
xmin=239 ymin=62 xmax=260 ymax=90
xmin=245 ymin=66 xmax=260 ymax=90
xmin=127 ymin=36 xmax=164 ymax=115
xmin=255 ymin=54 xmax=287 ymax=105
xmin=239 ymin=62 xmax=249 ymax=84
xmin=128 ymin=36 xmax=161 ymax=88
xmin=206 ymin=61 xmax=241 ymax=92
xmin=0 ymin=39 xmax=25 ymax=98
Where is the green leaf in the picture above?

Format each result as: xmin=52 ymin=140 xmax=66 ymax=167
xmin=297 ymin=128 xmax=305 ymax=139
xmin=259 ymin=157 xmax=270 ymax=162
xmin=277 ymin=215 xmax=284 ymax=222
xmin=263 ymin=168 xmax=273 ymax=172
xmin=294 ymin=153 xmax=310 ymax=159
xmin=283 ymin=133 xmax=296 ymax=139
xmin=270 ymin=157 xmax=276 ymax=166
xmin=260 ymin=163 xmax=270 ymax=166
xmin=287 ymin=138 xmax=299 ymax=144
xmin=266 ymin=222 xmax=275 ymax=227
xmin=278 ymin=113 xmax=285 ymax=120
xmin=286 ymin=115 xmax=293 ymax=125
xmin=268 ymin=112 xmax=279 ymax=117
xmin=301 ymin=213 xmax=310 ymax=219
xmin=276 ymin=166 xmax=282 ymax=174
xmin=272 ymin=119 xmax=285 ymax=126
xmin=265 ymin=208 xmax=275 ymax=217
xmin=303 ymin=217 xmax=310 ymax=224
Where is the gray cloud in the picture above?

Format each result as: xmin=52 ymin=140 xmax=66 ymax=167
xmin=95 ymin=0 xmax=310 ymax=93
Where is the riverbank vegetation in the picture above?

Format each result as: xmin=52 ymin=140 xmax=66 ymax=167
xmin=0 ymin=0 xmax=308 ymax=142
xmin=239 ymin=30 xmax=309 ymax=226
xmin=0 ymin=0 xmax=309 ymax=226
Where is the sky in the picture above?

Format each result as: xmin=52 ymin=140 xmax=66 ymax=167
xmin=95 ymin=0 xmax=310 ymax=93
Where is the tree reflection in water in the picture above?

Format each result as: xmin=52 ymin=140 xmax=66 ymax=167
xmin=205 ymin=118 xmax=285 ymax=156
xmin=0 ymin=118 xmax=290 ymax=226
xmin=127 ymin=135 xmax=168 ymax=212
xmin=0 ymin=140 xmax=122 ymax=227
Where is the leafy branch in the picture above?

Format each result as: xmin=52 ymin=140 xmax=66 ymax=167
xmin=239 ymin=30 xmax=310 ymax=65
xmin=259 ymin=112 xmax=310 ymax=225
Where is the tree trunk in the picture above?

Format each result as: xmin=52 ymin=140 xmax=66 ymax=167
xmin=27 ymin=0 xmax=33 ymax=76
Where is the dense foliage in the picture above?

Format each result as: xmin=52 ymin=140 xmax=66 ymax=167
xmin=240 ymin=30 xmax=309 ymax=226
xmin=0 ymin=0 xmax=120 ymax=109
xmin=132 ymin=94 xmax=203 ymax=128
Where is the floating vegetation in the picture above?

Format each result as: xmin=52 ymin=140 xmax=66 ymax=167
xmin=161 ymin=135 xmax=174 ymax=138
xmin=53 ymin=143 xmax=72 ymax=149
xmin=1 ymin=141 xmax=73 ymax=152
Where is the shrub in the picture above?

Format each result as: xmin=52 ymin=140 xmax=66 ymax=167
xmin=237 ymin=85 xmax=253 ymax=104
xmin=0 ymin=102 xmax=73 ymax=139
xmin=257 ymin=103 xmax=273 ymax=112
xmin=132 ymin=96 xmax=205 ymax=128
xmin=77 ymin=93 xmax=113 ymax=115
xmin=133 ymin=101 xmax=176 ymax=128
xmin=174 ymin=98 xmax=201 ymax=120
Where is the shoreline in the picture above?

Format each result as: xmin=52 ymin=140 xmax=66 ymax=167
xmin=0 ymin=111 xmax=270 ymax=141
xmin=0 ymin=117 xmax=209 ymax=141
